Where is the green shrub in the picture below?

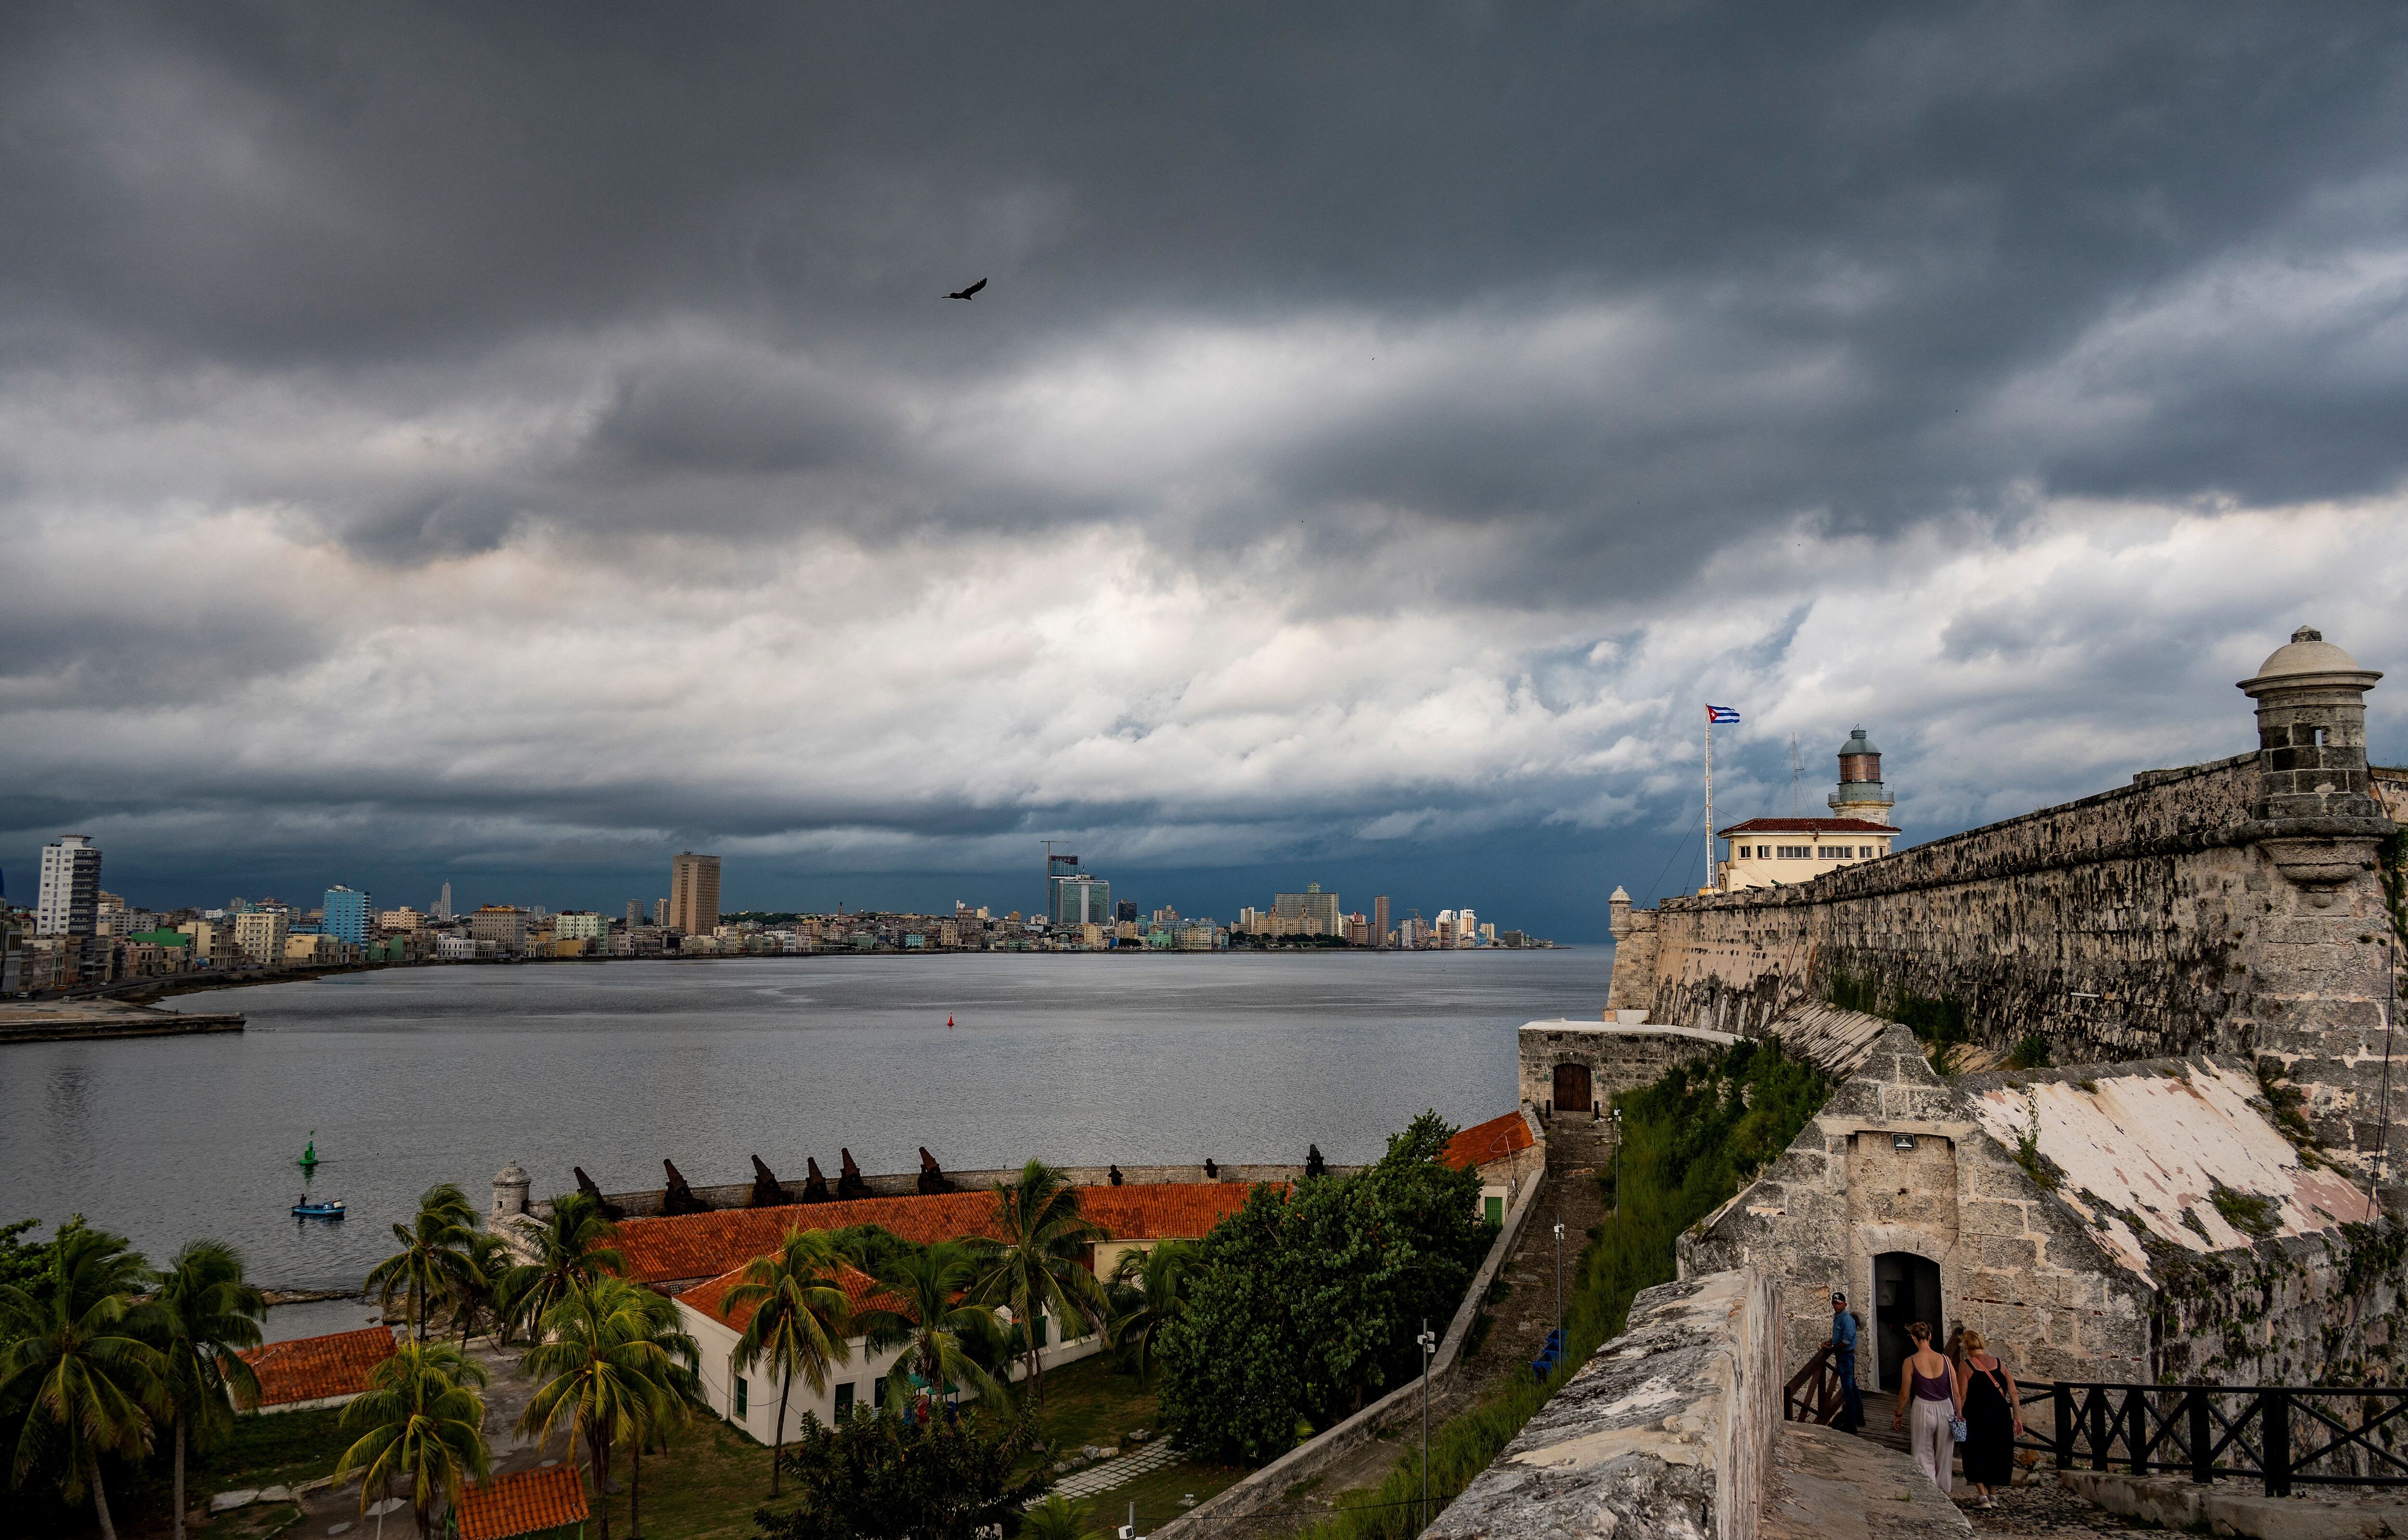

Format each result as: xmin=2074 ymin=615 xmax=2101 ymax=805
xmin=1157 ymin=1113 xmax=1492 ymax=1466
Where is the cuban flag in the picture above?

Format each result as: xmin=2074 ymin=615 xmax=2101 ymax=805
xmin=1705 ymin=704 xmax=1741 ymax=724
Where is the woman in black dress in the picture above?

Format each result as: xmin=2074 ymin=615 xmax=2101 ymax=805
xmin=1956 ymin=1329 xmax=2023 ymax=1506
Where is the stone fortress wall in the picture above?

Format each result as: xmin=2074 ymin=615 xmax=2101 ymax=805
xmin=1517 ymin=1015 xmax=1740 ymax=1112
xmin=1608 ymin=628 xmax=2405 ymax=1176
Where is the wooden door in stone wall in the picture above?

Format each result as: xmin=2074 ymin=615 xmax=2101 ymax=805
xmin=1553 ymin=1062 xmax=1592 ymax=1114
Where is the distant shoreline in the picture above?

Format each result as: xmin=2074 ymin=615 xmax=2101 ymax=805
xmin=131 ymin=942 xmax=1582 ymax=1006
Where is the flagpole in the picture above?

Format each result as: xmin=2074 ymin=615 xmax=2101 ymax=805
xmin=1704 ymin=706 xmax=1716 ymax=894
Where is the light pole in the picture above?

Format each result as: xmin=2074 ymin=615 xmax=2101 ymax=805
xmin=1610 ymin=1107 xmax=1623 ymax=1217
xmin=1552 ymin=1220 xmax=1565 ymax=1348
xmin=1417 ymin=1317 xmax=1438 ymax=1531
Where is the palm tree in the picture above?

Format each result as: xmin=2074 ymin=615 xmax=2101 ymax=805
xmin=156 ymin=1239 xmax=266 ymax=1540
xmin=498 ymin=1193 xmax=624 ymax=1344
xmin=720 ymin=1228 xmax=852 ymax=1496
xmin=517 ymin=1276 xmax=675 ymax=1540
xmin=854 ymin=1241 xmax=1006 ymax=1417
xmin=621 ymin=1285 xmax=700 ymax=1540
xmin=968 ymin=1161 xmax=1109 ymax=1404
xmin=332 ymin=1341 xmax=491 ymax=1540
xmin=0 ymin=1225 xmax=166 ymax=1540
xmin=1021 ymin=1492 xmax=1102 ymax=1540
xmin=366 ymin=1184 xmax=477 ymax=1343
xmin=453 ymin=1231 xmax=515 ymax=1349
xmin=1107 ymin=1238 xmax=1197 ymax=1388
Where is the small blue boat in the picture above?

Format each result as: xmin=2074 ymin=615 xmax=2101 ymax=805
xmin=291 ymin=1198 xmax=346 ymax=1219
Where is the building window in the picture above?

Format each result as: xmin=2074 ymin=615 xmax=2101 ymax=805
xmin=735 ymin=1376 xmax=748 ymax=1418
xmin=1858 ymin=845 xmax=1873 ymax=857
xmin=835 ymin=1382 xmax=854 ymax=1418
xmin=1777 ymin=845 xmax=1811 ymax=859
xmin=1816 ymin=846 xmax=1847 ymax=859
xmin=1484 ymin=1194 xmax=1505 ymax=1224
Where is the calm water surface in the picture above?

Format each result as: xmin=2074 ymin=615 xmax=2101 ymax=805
xmin=0 ymin=950 xmax=1608 ymax=1313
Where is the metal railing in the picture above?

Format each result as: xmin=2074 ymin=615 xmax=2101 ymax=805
xmin=2025 ymin=1382 xmax=2408 ymax=1496
xmin=1783 ymin=1363 xmax=2408 ymax=1496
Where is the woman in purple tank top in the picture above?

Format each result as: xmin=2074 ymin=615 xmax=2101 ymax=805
xmin=1890 ymin=1320 xmax=1957 ymax=1493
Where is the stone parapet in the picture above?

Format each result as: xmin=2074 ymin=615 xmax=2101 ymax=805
xmin=1426 ymin=1266 xmax=1780 ymax=1540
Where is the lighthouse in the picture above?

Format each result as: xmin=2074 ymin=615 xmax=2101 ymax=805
xmin=1712 ymin=728 xmax=1902 ymax=892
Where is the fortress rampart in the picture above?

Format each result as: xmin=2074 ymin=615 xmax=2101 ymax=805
xmin=1609 ymin=628 xmax=2405 ymax=1173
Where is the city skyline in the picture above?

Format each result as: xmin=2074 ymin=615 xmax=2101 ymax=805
xmin=7 ymin=8 xmax=2408 ymax=941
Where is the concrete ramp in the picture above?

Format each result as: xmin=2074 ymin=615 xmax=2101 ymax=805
xmin=1764 ymin=1423 xmax=1970 ymax=1540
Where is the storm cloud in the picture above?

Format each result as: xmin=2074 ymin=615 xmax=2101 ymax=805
xmin=6 ymin=2 xmax=2408 ymax=933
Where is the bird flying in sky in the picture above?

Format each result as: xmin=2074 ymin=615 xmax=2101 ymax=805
xmin=943 ymin=278 xmax=987 ymax=301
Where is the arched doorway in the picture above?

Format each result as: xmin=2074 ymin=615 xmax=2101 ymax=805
xmin=1553 ymin=1062 xmax=1592 ymax=1114
xmin=1873 ymin=1251 xmax=1943 ymax=1390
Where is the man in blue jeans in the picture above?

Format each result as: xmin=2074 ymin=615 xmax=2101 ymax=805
xmin=1827 ymin=1290 xmax=1864 ymax=1432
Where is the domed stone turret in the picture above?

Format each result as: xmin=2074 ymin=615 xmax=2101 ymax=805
xmin=2238 ymin=626 xmax=2384 ymax=827
xmin=491 ymin=1158 xmax=531 ymax=1220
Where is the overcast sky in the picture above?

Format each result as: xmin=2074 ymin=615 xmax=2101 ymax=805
xmin=7 ymin=2 xmax=2408 ymax=937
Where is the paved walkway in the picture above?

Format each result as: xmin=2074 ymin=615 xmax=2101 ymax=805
xmin=1048 ymin=1439 xmax=1183 ymax=1500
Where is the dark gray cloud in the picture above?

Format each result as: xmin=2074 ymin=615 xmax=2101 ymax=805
xmin=6 ymin=2 xmax=2408 ymax=934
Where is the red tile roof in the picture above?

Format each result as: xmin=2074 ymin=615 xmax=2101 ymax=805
xmin=615 ymin=1182 xmax=1260 ymax=1286
xmin=1442 ymin=1111 xmax=1534 ymax=1172
xmin=238 ymin=1326 xmax=397 ymax=1407
xmin=457 ymin=1466 xmax=589 ymax=1540
xmin=678 ymin=1262 xmax=905 ymax=1333
xmin=1716 ymin=817 xmax=1899 ymax=836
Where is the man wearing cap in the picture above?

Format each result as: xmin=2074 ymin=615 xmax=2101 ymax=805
xmin=1826 ymin=1290 xmax=1864 ymax=1432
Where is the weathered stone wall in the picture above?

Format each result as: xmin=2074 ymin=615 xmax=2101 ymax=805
xmin=1518 ymin=1020 xmax=1738 ymax=1113
xmin=1621 ymin=750 xmax=2404 ymax=1174
xmin=2152 ymin=1223 xmax=2408 ymax=1388
xmin=1682 ymin=1026 xmax=2153 ymax=1387
xmin=1426 ymin=1267 xmax=1781 ymax=1540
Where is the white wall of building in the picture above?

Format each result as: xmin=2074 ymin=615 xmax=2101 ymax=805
xmin=677 ymin=1299 xmax=1105 ymax=1443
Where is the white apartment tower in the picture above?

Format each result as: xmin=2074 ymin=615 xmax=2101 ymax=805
xmin=37 ymin=836 xmax=102 ymax=936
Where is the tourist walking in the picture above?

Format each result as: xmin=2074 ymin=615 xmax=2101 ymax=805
xmin=1957 ymin=1329 xmax=2022 ymax=1507
xmin=1825 ymin=1290 xmax=1863 ymax=1433
xmin=1891 ymin=1321 xmax=1956 ymax=1493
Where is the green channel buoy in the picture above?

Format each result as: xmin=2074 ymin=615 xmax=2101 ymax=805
xmin=300 ymin=1131 xmax=318 ymax=1168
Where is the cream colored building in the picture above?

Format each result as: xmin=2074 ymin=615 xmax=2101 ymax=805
xmin=233 ymin=910 xmax=289 ymax=966
xmin=669 ymin=851 xmax=722 ymax=935
xmin=1717 ymin=728 xmax=1900 ymax=891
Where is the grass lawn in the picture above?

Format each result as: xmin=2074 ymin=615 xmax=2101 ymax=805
xmin=557 ymin=1355 xmax=1252 ymax=1540
xmin=1022 ymin=1355 xmax=1250 ymax=1534
xmin=1025 ymin=1354 xmax=1164 ymax=1452
xmin=595 ymin=1416 xmax=793 ymax=1540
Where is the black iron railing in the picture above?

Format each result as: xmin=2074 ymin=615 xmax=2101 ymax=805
xmin=2020 ymin=1382 xmax=2408 ymax=1495
xmin=1784 ymin=1367 xmax=2408 ymax=1494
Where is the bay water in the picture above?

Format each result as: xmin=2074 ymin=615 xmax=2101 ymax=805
xmin=0 ymin=949 xmax=1608 ymax=1337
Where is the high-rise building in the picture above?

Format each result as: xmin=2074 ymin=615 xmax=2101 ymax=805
xmin=669 ymin=852 xmax=721 ymax=935
xmin=323 ymin=886 xmax=371 ymax=945
xmin=653 ymin=897 xmax=669 ymax=927
xmin=1373 ymin=895 xmax=1390 ymax=948
xmin=626 ymin=900 xmax=641 ymax=929
xmin=1115 ymin=900 xmax=1138 ymax=923
xmin=1456 ymin=907 xmax=1478 ymax=948
xmin=434 ymin=882 xmax=454 ymax=921
xmin=1274 ymin=883 xmax=1342 ymax=936
xmin=36 ymin=836 xmax=102 ymax=936
xmin=233 ymin=909 xmax=288 ymax=965
xmin=1046 ymin=852 xmax=1111 ymax=929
